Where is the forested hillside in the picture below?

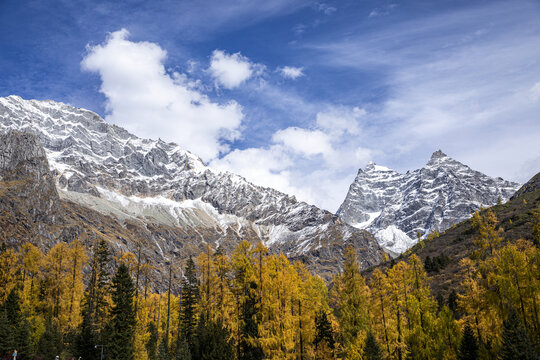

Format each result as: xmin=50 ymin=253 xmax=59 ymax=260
xmin=1 ymin=202 xmax=538 ymax=359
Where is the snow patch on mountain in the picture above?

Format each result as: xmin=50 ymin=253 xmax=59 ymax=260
xmin=338 ymin=150 xmax=520 ymax=254
xmin=0 ymin=95 xmax=382 ymax=271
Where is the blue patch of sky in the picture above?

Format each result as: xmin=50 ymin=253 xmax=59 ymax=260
xmin=1 ymin=0 xmax=539 ymax=194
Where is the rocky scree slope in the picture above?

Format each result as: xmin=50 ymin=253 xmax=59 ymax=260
xmin=338 ymin=150 xmax=519 ymax=254
xmin=0 ymin=95 xmax=383 ymax=277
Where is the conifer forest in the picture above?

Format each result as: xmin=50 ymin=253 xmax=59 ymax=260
xmin=0 ymin=208 xmax=539 ymax=360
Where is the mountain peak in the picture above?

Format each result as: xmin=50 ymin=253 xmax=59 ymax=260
xmin=431 ymin=149 xmax=448 ymax=159
xmin=339 ymin=148 xmax=520 ymax=254
xmin=365 ymin=160 xmax=376 ymax=170
xmin=364 ymin=161 xmax=393 ymax=173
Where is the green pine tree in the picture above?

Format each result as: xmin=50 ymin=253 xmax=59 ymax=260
xmin=94 ymin=240 xmax=112 ymax=335
xmin=191 ymin=314 xmax=234 ymax=360
xmin=458 ymin=323 xmax=478 ymax=360
xmin=106 ymin=263 xmax=136 ymax=360
xmin=363 ymin=331 xmax=383 ymax=360
xmin=175 ymin=339 xmax=192 ymax=360
xmin=0 ymin=307 xmax=14 ymax=357
xmin=314 ymin=310 xmax=334 ymax=351
xmin=15 ymin=318 xmax=33 ymax=359
xmin=180 ymin=256 xmax=199 ymax=351
xmin=448 ymin=290 xmax=458 ymax=316
xmin=75 ymin=300 xmax=98 ymax=360
xmin=239 ymin=281 xmax=264 ymax=360
xmin=146 ymin=322 xmax=158 ymax=360
xmin=4 ymin=288 xmax=22 ymax=327
xmin=500 ymin=307 xmax=537 ymax=360
xmin=37 ymin=316 xmax=63 ymax=360
xmin=158 ymin=339 xmax=171 ymax=360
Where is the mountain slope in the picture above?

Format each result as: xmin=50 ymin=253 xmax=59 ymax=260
xmin=338 ymin=150 xmax=520 ymax=254
xmin=362 ymin=171 xmax=540 ymax=298
xmin=0 ymin=95 xmax=383 ymax=277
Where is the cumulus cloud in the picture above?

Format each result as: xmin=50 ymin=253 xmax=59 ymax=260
xmin=272 ymin=127 xmax=332 ymax=156
xmin=278 ymin=66 xmax=305 ymax=79
xmin=209 ymin=50 xmax=261 ymax=89
xmin=81 ymin=29 xmax=243 ymax=161
xmin=211 ymin=106 xmax=374 ymax=211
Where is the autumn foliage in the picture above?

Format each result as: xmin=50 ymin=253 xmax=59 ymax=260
xmin=0 ymin=210 xmax=538 ymax=359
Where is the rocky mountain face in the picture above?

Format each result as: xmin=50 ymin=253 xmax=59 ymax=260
xmin=0 ymin=95 xmax=383 ymax=279
xmin=362 ymin=171 xmax=539 ymax=299
xmin=0 ymin=131 xmax=60 ymax=223
xmin=338 ymin=150 xmax=520 ymax=254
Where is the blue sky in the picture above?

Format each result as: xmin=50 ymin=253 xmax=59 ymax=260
xmin=1 ymin=0 xmax=539 ymax=211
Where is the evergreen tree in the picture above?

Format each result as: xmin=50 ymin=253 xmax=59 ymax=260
xmin=75 ymin=300 xmax=98 ymax=360
xmin=4 ymin=288 xmax=22 ymax=327
xmin=146 ymin=322 xmax=158 ymax=360
xmin=314 ymin=310 xmax=334 ymax=351
xmin=500 ymin=307 xmax=537 ymax=360
xmin=15 ymin=318 xmax=33 ymax=359
xmin=37 ymin=316 xmax=63 ymax=360
xmin=191 ymin=314 xmax=234 ymax=360
xmin=175 ymin=339 xmax=192 ymax=360
xmin=2 ymin=288 xmax=33 ymax=359
xmin=458 ymin=323 xmax=478 ymax=360
xmin=106 ymin=264 xmax=136 ymax=360
xmin=180 ymin=256 xmax=199 ymax=351
xmin=447 ymin=290 xmax=458 ymax=316
xmin=363 ymin=331 xmax=383 ymax=360
xmin=158 ymin=339 xmax=171 ymax=360
xmin=436 ymin=293 xmax=445 ymax=312
xmin=424 ymin=256 xmax=433 ymax=273
xmin=239 ymin=281 xmax=264 ymax=360
xmin=0 ymin=308 xmax=14 ymax=357
xmin=86 ymin=239 xmax=112 ymax=337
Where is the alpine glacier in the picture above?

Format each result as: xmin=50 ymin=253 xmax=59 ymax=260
xmin=337 ymin=150 xmax=520 ymax=254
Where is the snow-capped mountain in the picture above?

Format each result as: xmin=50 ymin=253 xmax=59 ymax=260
xmin=337 ymin=150 xmax=520 ymax=254
xmin=0 ymin=95 xmax=382 ymax=276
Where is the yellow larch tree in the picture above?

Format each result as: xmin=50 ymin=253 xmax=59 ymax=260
xmin=386 ymin=260 xmax=413 ymax=360
xmin=331 ymin=247 xmax=371 ymax=359
xmin=405 ymin=254 xmax=438 ymax=360
xmin=213 ymin=246 xmax=235 ymax=330
xmin=20 ymin=243 xmax=43 ymax=313
xmin=295 ymin=261 xmax=329 ymax=360
xmin=259 ymin=254 xmax=300 ymax=360
xmin=198 ymin=244 xmax=218 ymax=322
xmin=369 ymin=268 xmax=394 ymax=358
xmin=471 ymin=209 xmax=503 ymax=258
xmin=65 ymin=240 xmax=87 ymax=329
xmin=0 ymin=246 xmax=19 ymax=302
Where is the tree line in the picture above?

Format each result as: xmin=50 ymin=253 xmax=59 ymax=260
xmin=0 ymin=207 xmax=538 ymax=359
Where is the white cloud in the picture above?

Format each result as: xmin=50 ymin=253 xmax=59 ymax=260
xmin=209 ymin=50 xmax=260 ymax=89
xmin=308 ymin=1 xmax=540 ymax=182
xmin=278 ymin=66 xmax=305 ymax=79
xmin=81 ymin=29 xmax=243 ymax=161
xmin=211 ymin=106 xmax=374 ymax=211
xmin=316 ymin=106 xmax=364 ymax=136
xmin=272 ymin=127 xmax=332 ymax=156
xmin=317 ymin=4 xmax=337 ymax=15
xmin=369 ymin=4 xmax=397 ymax=18
xmin=209 ymin=146 xmax=308 ymax=199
